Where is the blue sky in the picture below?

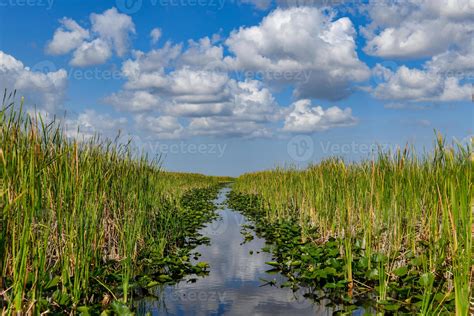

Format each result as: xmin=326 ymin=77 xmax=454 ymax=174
xmin=0 ymin=0 xmax=472 ymax=176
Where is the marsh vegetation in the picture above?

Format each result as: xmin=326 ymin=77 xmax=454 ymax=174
xmin=0 ymin=93 xmax=230 ymax=314
xmin=230 ymin=137 xmax=472 ymax=314
xmin=0 ymin=92 xmax=472 ymax=315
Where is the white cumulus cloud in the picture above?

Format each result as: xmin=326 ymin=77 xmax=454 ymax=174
xmin=283 ymin=99 xmax=357 ymax=133
xmin=134 ymin=114 xmax=184 ymax=140
xmin=372 ymin=64 xmax=471 ymax=102
xmin=362 ymin=0 xmax=474 ymax=59
xmin=46 ymin=7 xmax=135 ymax=66
xmin=224 ymin=7 xmax=370 ymax=100
xmin=70 ymin=38 xmax=112 ymax=67
xmin=90 ymin=7 xmax=135 ymax=57
xmin=0 ymin=51 xmax=67 ymax=112
xmin=103 ymin=90 xmax=162 ymax=112
xmin=188 ymin=117 xmax=273 ymax=138
xmin=46 ymin=18 xmax=90 ymax=55
xmin=65 ymin=109 xmax=128 ymax=140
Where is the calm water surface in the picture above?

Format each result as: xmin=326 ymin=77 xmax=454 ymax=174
xmin=137 ymin=187 xmax=334 ymax=315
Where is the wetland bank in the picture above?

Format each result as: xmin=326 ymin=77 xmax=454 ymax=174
xmin=2 ymin=1 xmax=474 ymax=314
xmin=0 ymin=95 xmax=472 ymax=315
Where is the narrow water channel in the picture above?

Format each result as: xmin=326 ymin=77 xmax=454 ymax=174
xmin=138 ymin=187 xmax=333 ymax=315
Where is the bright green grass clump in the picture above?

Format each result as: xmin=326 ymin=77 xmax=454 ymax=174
xmin=0 ymin=93 xmax=229 ymax=313
xmin=233 ymin=137 xmax=472 ymax=315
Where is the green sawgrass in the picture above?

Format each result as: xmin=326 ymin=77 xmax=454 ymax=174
xmin=0 ymin=92 xmax=228 ymax=313
xmin=233 ymin=136 xmax=472 ymax=315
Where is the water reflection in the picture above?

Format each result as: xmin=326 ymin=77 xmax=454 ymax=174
xmin=137 ymin=188 xmax=332 ymax=315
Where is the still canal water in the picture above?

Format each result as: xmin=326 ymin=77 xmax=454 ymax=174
xmin=137 ymin=187 xmax=333 ymax=315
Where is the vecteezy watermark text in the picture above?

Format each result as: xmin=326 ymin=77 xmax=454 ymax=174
xmin=234 ymin=69 xmax=313 ymax=84
xmin=169 ymin=290 xmax=227 ymax=303
xmin=0 ymin=0 xmax=54 ymax=9
xmin=319 ymin=141 xmax=400 ymax=155
xmin=144 ymin=141 xmax=227 ymax=158
xmin=116 ymin=0 xmax=226 ymax=14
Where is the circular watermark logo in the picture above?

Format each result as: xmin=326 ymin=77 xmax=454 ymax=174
xmin=287 ymin=135 xmax=314 ymax=162
xmin=116 ymin=0 xmax=143 ymax=14
xmin=203 ymin=60 xmax=229 ymax=84
xmin=204 ymin=212 xmax=229 ymax=236
xmin=32 ymin=60 xmax=57 ymax=74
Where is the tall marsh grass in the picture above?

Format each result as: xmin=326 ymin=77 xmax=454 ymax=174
xmin=0 ymin=93 xmax=223 ymax=313
xmin=233 ymin=137 xmax=472 ymax=315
